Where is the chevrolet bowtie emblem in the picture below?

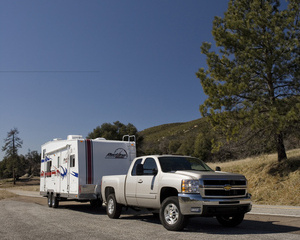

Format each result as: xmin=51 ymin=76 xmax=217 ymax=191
xmin=224 ymin=185 xmax=232 ymax=191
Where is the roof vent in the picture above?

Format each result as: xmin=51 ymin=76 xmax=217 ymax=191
xmin=94 ymin=137 xmax=106 ymax=141
xmin=67 ymin=135 xmax=83 ymax=140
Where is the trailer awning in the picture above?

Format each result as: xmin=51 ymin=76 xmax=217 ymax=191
xmin=46 ymin=144 xmax=70 ymax=155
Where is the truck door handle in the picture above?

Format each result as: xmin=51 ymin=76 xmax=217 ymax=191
xmin=138 ymin=179 xmax=143 ymax=183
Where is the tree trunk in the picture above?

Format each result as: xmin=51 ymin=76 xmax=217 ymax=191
xmin=13 ymin=169 xmax=16 ymax=185
xmin=276 ymin=132 xmax=287 ymax=162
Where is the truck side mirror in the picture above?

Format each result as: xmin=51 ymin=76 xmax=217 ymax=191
xmin=216 ymin=166 xmax=221 ymax=171
xmin=136 ymin=164 xmax=144 ymax=175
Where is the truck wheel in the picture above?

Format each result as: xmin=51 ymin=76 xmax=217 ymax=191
xmin=216 ymin=214 xmax=244 ymax=227
xmin=159 ymin=196 xmax=187 ymax=231
xmin=106 ymin=194 xmax=122 ymax=219
xmin=52 ymin=195 xmax=59 ymax=208
xmin=47 ymin=194 xmax=52 ymax=208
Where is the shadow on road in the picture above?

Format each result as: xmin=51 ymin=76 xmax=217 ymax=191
xmin=28 ymin=198 xmax=300 ymax=235
xmin=117 ymin=211 xmax=300 ymax=235
xmin=57 ymin=203 xmax=106 ymax=215
xmin=185 ymin=216 xmax=300 ymax=235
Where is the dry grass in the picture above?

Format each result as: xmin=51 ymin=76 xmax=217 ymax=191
xmin=0 ymin=190 xmax=17 ymax=200
xmin=208 ymin=149 xmax=300 ymax=206
xmin=0 ymin=177 xmax=40 ymax=191
xmin=0 ymin=176 xmax=39 ymax=200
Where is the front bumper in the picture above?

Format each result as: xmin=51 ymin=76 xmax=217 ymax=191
xmin=178 ymin=193 xmax=252 ymax=216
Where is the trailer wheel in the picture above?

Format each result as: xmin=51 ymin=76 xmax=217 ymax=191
xmin=47 ymin=194 xmax=52 ymax=208
xmin=106 ymin=194 xmax=122 ymax=219
xmin=216 ymin=214 xmax=244 ymax=227
xmin=159 ymin=196 xmax=187 ymax=231
xmin=52 ymin=195 xmax=59 ymax=208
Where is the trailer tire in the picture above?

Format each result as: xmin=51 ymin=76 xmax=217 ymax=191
xmin=216 ymin=214 xmax=244 ymax=227
xmin=52 ymin=195 xmax=59 ymax=208
xmin=159 ymin=196 xmax=187 ymax=231
xmin=47 ymin=194 xmax=52 ymax=208
xmin=106 ymin=194 xmax=122 ymax=219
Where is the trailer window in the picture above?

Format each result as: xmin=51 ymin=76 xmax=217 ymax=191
xmin=70 ymin=155 xmax=75 ymax=168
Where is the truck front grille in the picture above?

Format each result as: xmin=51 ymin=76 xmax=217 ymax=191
xmin=203 ymin=180 xmax=246 ymax=186
xmin=205 ymin=189 xmax=246 ymax=196
xmin=200 ymin=178 xmax=247 ymax=198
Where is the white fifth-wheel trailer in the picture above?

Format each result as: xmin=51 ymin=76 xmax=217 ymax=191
xmin=40 ymin=135 xmax=136 ymax=208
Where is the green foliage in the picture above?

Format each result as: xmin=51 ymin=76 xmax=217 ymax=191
xmin=138 ymin=119 xmax=214 ymax=160
xmin=196 ymin=0 xmax=300 ymax=162
xmin=87 ymin=121 xmax=138 ymax=140
xmin=25 ymin=150 xmax=41 ymax=176
xmin=194 ymin=131 xmax=212 ymax=160
xmin=0 ymin=150 xmax=41 ymax=179
xmin=2 ymin=128 xmax=23 ymax=157
xmin=1 ymin=128 xmax=40 ymax=179
xmin=87 ymin=121 xmax=143 ymax=154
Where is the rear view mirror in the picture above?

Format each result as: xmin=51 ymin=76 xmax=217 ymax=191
xmin=152 ymin=169 xmax=158 ymax=176
xmin=216 ymin=166 xmax=221 ymax=171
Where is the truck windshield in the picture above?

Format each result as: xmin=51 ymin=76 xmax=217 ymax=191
xmin=158 ymin=156 xmax=213 ymax=172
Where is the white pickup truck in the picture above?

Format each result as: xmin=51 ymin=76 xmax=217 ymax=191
xmin=101 ymin=155 xmax=251 ymax=231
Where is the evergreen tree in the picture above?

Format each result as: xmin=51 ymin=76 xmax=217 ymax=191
xmin=197 ymin=0 xmax=300 ymax=162
xmin=2 ymin=128 xmax=23 ymax=184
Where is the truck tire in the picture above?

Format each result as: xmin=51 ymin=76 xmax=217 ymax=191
xmin=47 ymin=194 xmax=52 ymax=208
xmin=52 ymin=195 xmax=59 ymax=208
xmin=106 ymin=194 xmax=122 ymax=219
xmin=159 ymin=196 xmax=187 ymax=231
xmin=216 ymin=214 xmax=244 ymax=227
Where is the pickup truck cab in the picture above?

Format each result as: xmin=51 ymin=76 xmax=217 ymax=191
xmin=101 ymin=155 xmax=251 ymax=231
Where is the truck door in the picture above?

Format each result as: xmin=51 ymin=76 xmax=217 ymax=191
xmin=135 ymin=157 xmax=159 ymax=208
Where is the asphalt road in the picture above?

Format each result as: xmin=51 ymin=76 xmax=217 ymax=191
xmin=0 ymin=194 xmax=299 ymax=240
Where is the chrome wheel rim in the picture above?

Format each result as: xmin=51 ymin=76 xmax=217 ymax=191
xmin=164 ymin=203 xmax=179 ymax=225
xmin=107 ymin=198 xmax=115 ymax=215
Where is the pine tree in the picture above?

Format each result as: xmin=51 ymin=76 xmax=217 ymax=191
xmin=197 ymin=0 xmax=300 ymax=162
xmin=2 ymin=128 xmax=23 ymax=184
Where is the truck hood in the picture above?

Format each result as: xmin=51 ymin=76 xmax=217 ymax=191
xmin=174 ymin=170 xmax=246 ymax=180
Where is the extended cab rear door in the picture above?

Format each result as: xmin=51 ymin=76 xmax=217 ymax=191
xmin=125 ymin=158 xmax=142 ymax=206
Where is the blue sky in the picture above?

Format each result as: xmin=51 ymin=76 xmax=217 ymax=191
xmin=0 ymin=0 xmax=229 ymax=159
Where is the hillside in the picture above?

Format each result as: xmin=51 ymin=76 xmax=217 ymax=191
xmin=138 ymin=118 xmax=300 ymax=162
xmin=138 ymin=118 xmax=209 ymax=157
xmin=208 ymin=149 xmax=300 ymax=206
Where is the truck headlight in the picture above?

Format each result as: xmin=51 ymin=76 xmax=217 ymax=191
xmin=182 ymin=180 xmax=200 ymax=193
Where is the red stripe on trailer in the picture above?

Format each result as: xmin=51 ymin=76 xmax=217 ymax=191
xmin=86 ymin=139 xmax=93 ymax=184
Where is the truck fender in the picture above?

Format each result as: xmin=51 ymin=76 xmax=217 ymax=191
xmin=160 ymin=187 xmax=179 ymax=204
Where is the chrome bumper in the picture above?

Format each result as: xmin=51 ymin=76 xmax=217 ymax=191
xmin=178 ymin=193 xmax=252 ymax=216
